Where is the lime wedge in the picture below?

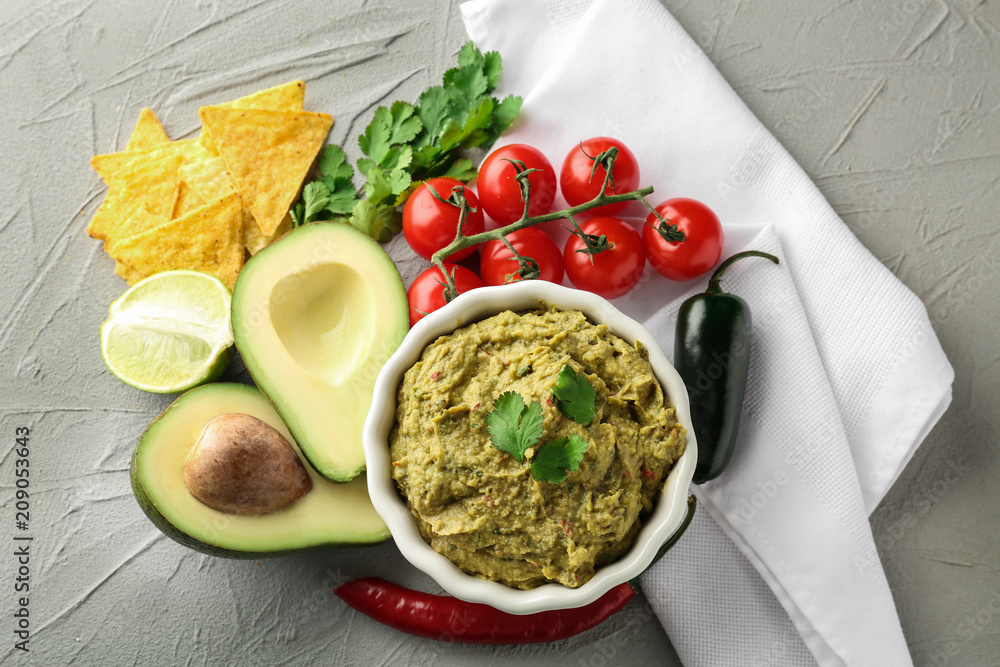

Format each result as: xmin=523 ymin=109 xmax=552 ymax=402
xmin=101 ymin=270 xmax=234 ymax=393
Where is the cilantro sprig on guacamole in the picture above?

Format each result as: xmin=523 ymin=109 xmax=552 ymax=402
xmin=486 ymin=391 xmax=544 ymax=464
xmin=484 ymin=368 xmax=596 ymax=484
xmin=553 ymin=364 xmax=597 ymax=425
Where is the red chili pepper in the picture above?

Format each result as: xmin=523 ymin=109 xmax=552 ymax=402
xmin=334 ymin=577 xmax=635 ymax=644
xmin=337 ymin=496 xmax=697 ymax=644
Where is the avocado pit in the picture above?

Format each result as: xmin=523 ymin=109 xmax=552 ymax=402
xmin=183 ymin=413 xmax=312 ymax=515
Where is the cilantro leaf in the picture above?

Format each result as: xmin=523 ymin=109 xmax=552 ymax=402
xmin=364 ymin=167 xmax=393 ymax=204
xmin=445 ymin=65 xmax=489 ymax=117
xmin=416 ymin=86 xmax=451 ymax=146
xmin=358 ymin=108 xmax=392 ymax=164
xmin=318 ymin=145 xmax=354 ymax=181
xmin=482 ymin=51 xmax=502 ymax=92
xmin=530 ymin=435 xmax=589 ymax=483
xmin=387 ymin=100 xmax=422 ymax=146
xmin=322 ymin=174 xmax=357 ymax=216
xmin=441 ymin=157 xmax=476 ymax=181
xmin=491 ymin=94 xmax=522 ymax=139
xmin=382 ymin=145 xmax=413 ymax=172
xmin=486 ymin=392 xmax=543 ymax=463
xmin=348 ymin=199 xmax=378 ymax=238
xmin=553 ymin=365 xmax=597 ymax=424
xmin=460 ymin=97 xmax=496 ymax=149
xmin=290 ymin=200 xmax=305 ymax=227
xmin=359 ymin=102 xmax=423 ymax=167
xmin=348 ymin=199 xmax=400 ymax=242
xmin=296 ymin=180 xmax=331 ymax=224
xmin=387 ymin=168 xmax=412 ymax=196
xmin=457 ymin=41 xmax=484 ymax=69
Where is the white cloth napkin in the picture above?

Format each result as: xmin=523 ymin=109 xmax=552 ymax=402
xmin=461 ymin=1 xmax=954 ymax=665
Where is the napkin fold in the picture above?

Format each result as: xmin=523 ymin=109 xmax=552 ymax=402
xmin=461 ymin=1 xmax=954 ymax=665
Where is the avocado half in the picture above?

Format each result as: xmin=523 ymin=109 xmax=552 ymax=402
xmin=131 ymin=383 xmax=389 ymax=558
xmin=231 ymin=222 xmax=409 ymax=482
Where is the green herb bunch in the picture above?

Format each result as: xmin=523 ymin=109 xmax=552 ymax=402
xmin=290 ymin=42 xmax=522 ymax=242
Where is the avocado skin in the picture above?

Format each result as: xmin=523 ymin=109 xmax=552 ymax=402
xmin=129 ymin=383 xmax=389 ymax=559
xmin=131 ymin=462 xmax=374 ymax=558
xmin=130 ymin=444 xmax=258 ymax=558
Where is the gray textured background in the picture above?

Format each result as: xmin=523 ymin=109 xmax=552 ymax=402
xmin=1 ymin=0 xmax=998 ymax=665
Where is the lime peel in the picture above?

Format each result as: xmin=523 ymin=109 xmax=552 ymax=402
xmin=101 ymin=270 xmax=234 ymax=394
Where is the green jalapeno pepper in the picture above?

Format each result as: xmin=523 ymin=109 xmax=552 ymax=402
xmin=675 ymin=250 xmax=779 ymax=484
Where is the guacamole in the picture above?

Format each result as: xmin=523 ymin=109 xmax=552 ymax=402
xmin=389 ymin=308 xmax=685 ymax=589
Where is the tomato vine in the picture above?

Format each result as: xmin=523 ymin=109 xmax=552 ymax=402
xmin=430 ymin=150 xmax=677 ymax=300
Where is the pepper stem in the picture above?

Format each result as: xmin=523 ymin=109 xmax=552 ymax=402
xmin=706 ymin=250 xmax=779 ymax=294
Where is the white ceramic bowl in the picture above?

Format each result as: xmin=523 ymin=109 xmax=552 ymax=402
xmin=363 ymin=280 xmax=697 ymax=614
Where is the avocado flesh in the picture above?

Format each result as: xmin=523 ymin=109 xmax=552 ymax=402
xmin=131 ymin=383 xmax=389 ymax=557
xmin=232 ymin=222 xmax=409 ymax=481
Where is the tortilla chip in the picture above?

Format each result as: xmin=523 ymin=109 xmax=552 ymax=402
xmin=106 ymin=193 xmax=245 ymax=289
xmin=172 ymin=181 xmax=206 ymax=219
xmin=88 ymin=194 xmax=124 ymax=242
xmin=170 ymin=138 xmax=211 ymax=165
xmin=91 ymin=142 xmax=197 ymax=185
xmin=125 ymin=108 xmax=170 ymax=151
xmin=199 ymin=80 xmax=305 ymax=156
xmin=114 ymin=260 xmax=148 ymax=285
xmin=178 ymin=157 xmax=235 ymax=202
xmin=199 ymin=107 xmax=332 ymax=236
xmin=178 ymin=157 xmax=286 ymax=254
xmin=86 ymin=153 xmax=183 ymax=241
xmin=244 ymin=211 xmax=292 ymax=255
xmin=102 ymin=200 xmax=171 ymax=247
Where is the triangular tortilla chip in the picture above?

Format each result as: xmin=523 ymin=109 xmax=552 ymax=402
xmin=103 ymin=201 xmax=171 ymax=247
xmin=199 ymin=80 xmax=305 ymax=156
xmin=178 ymin=157 xmax=287 ymax=254
xmin=199 ymin=107 xmax=332 ymax=236
xmin=86 ymin=153 xmax=183 ymax=241
xmin=109 ymin=204 xmax=171 ymax=283
xmin=91 ymin=141 xmax=202 ymax=185
xmin=172 ymin=181 xmax=206 ymax=219
xmin=114 ymin=261 xmax=148 ymax=285
xmin=244 ymin=211 xmax=292 ymax=255
xmin=106 ymin=193 xmax=245 ymax=289
xmin=125 ymin=108 xmax=170 ymax=151
xmin=178 ymin=156 xmax=235 ymax=202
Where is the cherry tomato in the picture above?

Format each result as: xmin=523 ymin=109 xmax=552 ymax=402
xmin=479 ymin=228 xmax=564 ymax=286
xmin=643 ymin=198 xmax=724 ymax=281
xmin=403 ymin=177 xmax=485 ymax=262
xmin=476 ymin=144 xmax=557 ymax=225
xmin=407 ymin=264 xmax=484 ymax=326
xmin=563 ymin=217 xmax=644 ymax=299
xmin=560 ymin=137 xmax=640 ymax=218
